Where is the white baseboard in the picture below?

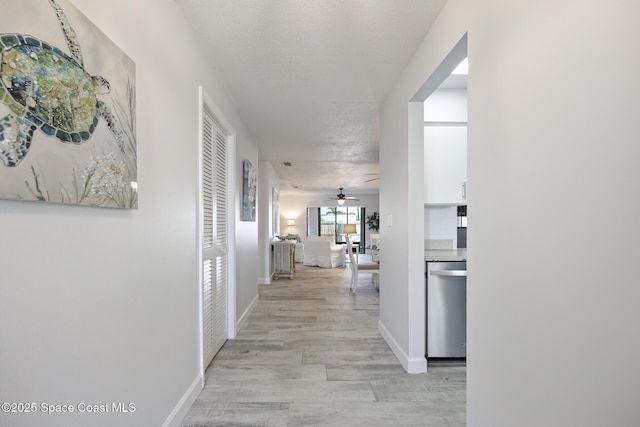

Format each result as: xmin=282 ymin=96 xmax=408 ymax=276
xmin=236 ymin=293 xmax=259 ymax=332
xmin=378 ymin=320 xmax=427 ymax=374
xmin=162 ymin=374 xmax=203 ymax=427
xmin=258 ymin=277 xmax=271 ymax=285
xmin=407 ymin=356 xmax=427 ymax=373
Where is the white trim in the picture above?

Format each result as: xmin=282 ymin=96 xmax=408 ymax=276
xmin=236 ymin=293 xmax=259 ymax=332
xmin=407 ymin=101 xmax=427 ymax=373
xmin=378 ymin=320 xmax=427 ymax=374
xmin=161 ymin=374 xmax=203 ymax=427
xmin=196 ymin=89 xmax=205 ymax=377
xmin=410 ymin=34 xmax=467 ymax=102
xmin=407 ymin=355 xmax=428 ymax=374
xmin=226 ymin=132 xmax=237 ymax=340
xmin=258 ymin=277 xmax=271 ymax=285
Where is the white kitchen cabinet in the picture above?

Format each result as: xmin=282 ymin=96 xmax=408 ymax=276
xmin=424 ymin=125 xmax=467 ymax=205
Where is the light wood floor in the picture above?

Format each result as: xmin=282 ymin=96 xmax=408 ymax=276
xmin=180 ymin=263 xmax=466 ymax=426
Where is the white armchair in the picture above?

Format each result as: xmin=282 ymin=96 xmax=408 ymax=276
xmin=302 ymin=236 xmax=346 ymax=268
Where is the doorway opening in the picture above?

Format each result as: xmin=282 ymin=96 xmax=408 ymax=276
xmin=407 ymin=33 xmax=468 ymax=373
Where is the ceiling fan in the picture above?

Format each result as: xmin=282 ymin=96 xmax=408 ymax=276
xmin=327 ymin=188 xmax=359 ymax=205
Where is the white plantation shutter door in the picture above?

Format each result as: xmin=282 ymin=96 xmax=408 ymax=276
xmin=202 ymin=107 xmax=228 ymax=368
xmin=213 ymin=114 xmax=228 ymax=355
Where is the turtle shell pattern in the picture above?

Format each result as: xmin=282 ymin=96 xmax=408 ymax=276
xmin=0 ymin=33 xmax=99 ymax=144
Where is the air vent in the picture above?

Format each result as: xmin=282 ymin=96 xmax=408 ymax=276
xmin=283 ymin=162 xmax=293 ymax=167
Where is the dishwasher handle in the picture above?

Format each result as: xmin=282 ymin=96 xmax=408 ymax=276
xmin=430 ymin=269 xmax=467 ymax=277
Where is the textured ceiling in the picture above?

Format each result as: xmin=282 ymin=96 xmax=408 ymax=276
xmin=176 ymin=0 xmax=447 ymax=196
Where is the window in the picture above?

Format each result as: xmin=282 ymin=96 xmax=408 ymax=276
xmin=307 ymin=206 xmax=365 ymax=253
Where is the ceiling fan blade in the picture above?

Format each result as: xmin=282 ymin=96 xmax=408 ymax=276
xmin=364 ymin=177 xmax=379 ymax=183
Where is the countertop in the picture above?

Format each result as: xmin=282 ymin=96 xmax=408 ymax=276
xmin=425 ymin=248 xmax=467 ymax=262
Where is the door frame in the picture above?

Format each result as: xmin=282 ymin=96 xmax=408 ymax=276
xmin=407 ymin=34 xmax=467 ymax=373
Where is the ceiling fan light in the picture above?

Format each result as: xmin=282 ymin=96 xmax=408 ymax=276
xmin=337 ymin=199 xmax=345 ymax=205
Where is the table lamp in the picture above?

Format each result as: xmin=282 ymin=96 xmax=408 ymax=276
xmin=344 ymin=224 xmax=357 ymax=243
xmin=343 ymin=224 xmax=357 ymax=235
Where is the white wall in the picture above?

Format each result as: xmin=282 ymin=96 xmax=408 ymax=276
xmin=257 ymin=161 xmax=280 ymax=285
xmin=381 ymin=0 xmax=640 ymax=425
xmin=0 ymin=1 xmax=258 ymax=426
xmin=424 ymin=206 xmax=457 ymax=247
xmin=278 ymin=194 xmax=314 ymax=238
xmin=424 ymin=88 xmax=467 ymax=122
xmin=234 ymin=150 xmax=259 ymax=325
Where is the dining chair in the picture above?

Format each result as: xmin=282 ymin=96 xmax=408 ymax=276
xmin=370 ymin=234 xmax=380 ymax=263
xmin=346 ymin=235 xmax=380 ymax=294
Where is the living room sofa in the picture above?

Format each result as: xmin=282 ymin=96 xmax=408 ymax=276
xmin=302 ymin=236 xmax=345 ymax=268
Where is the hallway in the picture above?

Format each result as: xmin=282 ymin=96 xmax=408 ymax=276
xmin=180 ymin=265 xmax=465 ymax=426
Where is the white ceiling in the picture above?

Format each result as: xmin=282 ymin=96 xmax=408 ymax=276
xmin=176 ymin=0 xmax=448 ymax=196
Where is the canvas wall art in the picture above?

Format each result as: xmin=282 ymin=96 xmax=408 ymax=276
xmin=0 ymin=0 xmax=137 ymax=208
xmin=242 ymin=159 xmax=256 ymax=221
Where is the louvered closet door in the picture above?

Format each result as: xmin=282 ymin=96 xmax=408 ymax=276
xmin=202 ymin=108 xmax=228 ymax=369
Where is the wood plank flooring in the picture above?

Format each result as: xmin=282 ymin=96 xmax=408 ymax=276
xmin=180 ymin=263 xmax=466 ymax=426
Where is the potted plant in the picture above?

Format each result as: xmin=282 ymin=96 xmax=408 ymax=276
xmin=365 ymin=211 xmax=379 ymax=232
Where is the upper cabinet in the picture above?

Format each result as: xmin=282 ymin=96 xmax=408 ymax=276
xmin=424 ymin=89 xmax=467 ymax=206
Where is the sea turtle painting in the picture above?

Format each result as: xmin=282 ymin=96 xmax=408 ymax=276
xmin=0 ymin=0 xmax=124 ymax=167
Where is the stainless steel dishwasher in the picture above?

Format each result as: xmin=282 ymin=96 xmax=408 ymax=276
xmin=426 ymin=261 xmax=467 ymax=361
